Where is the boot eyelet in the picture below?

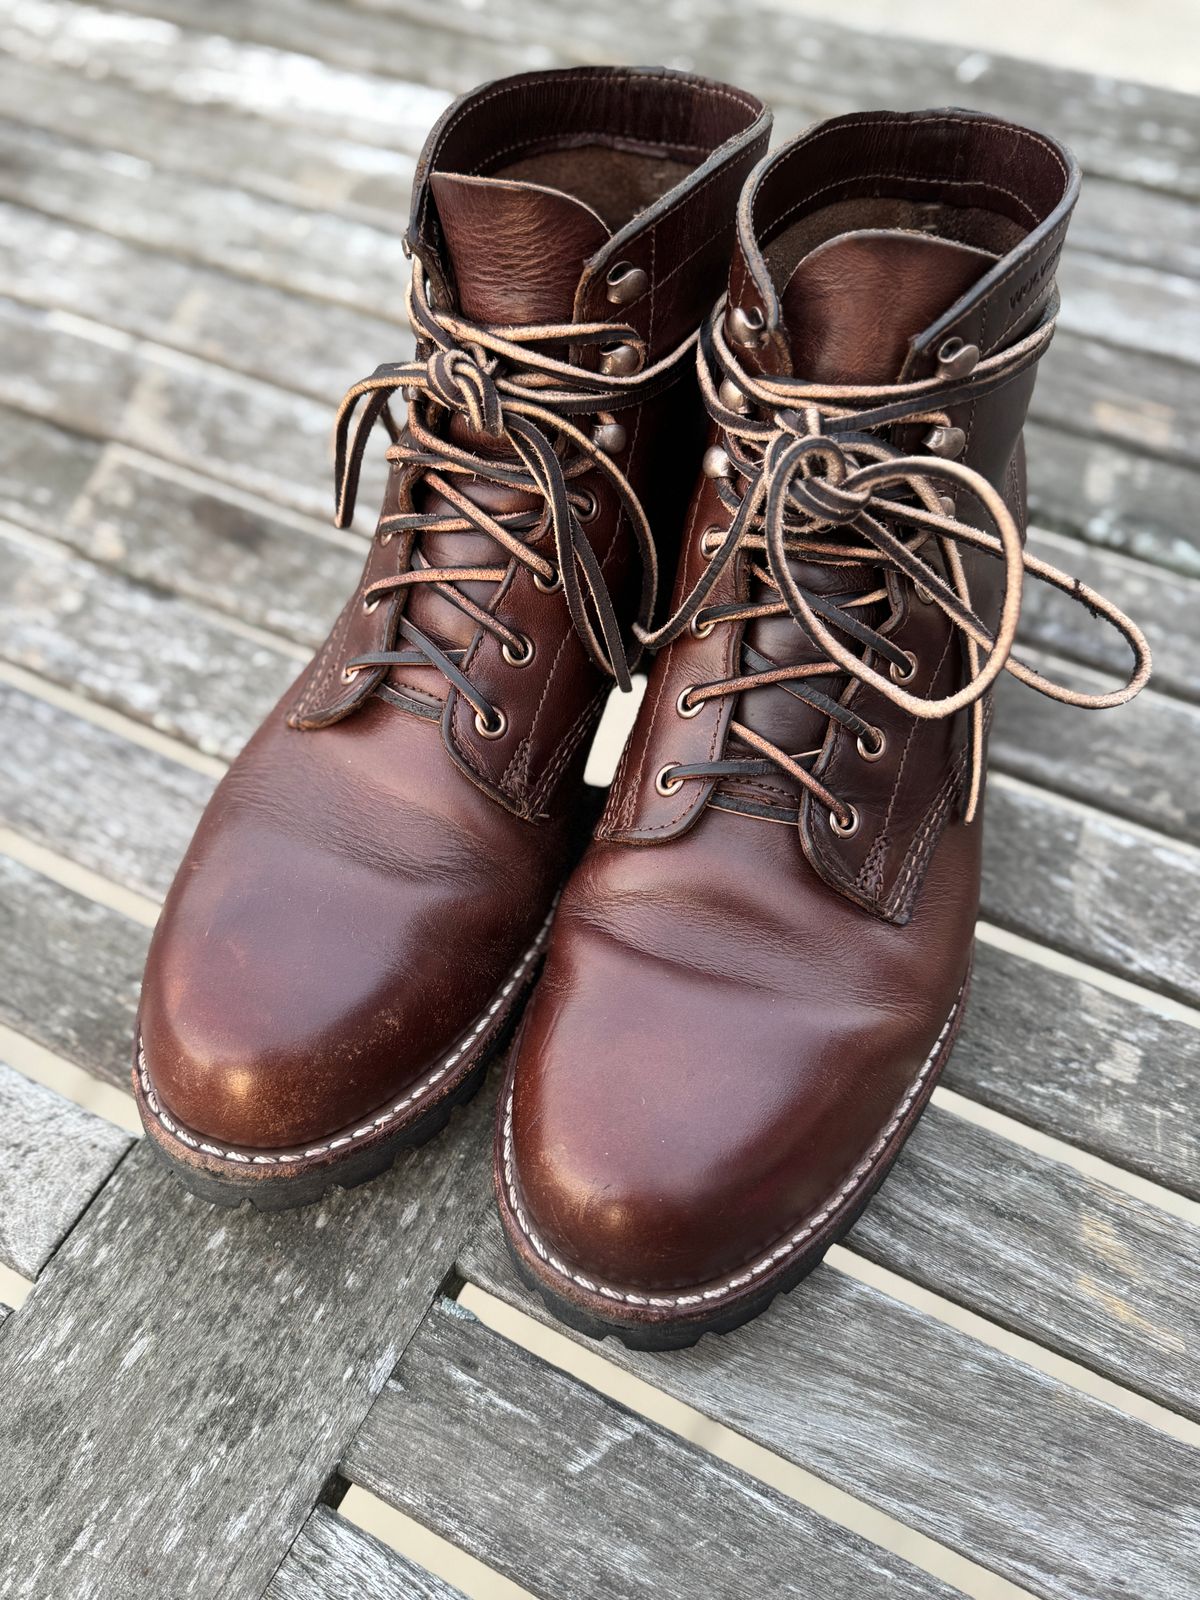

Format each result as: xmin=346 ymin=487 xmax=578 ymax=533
xmin=727 ymin=305 xmax=766 ymax=349
xmin=676 ymin=686 xmax=703 ymax=718
xmin=829 ymin=803 xmax=860 ymax=838
xmin=913 ymin=582 xmax=934 ymax=605
xmin=575 ymin=488 xmax=600 ymax=523
xmin=341 ymin=665 xmax=362 ymax=684
xmin=655 ymin=763 xmax=684 ymax=796
xmin=534 ymin=565 xmax=562 ymax=593
xmin=856 ymin=729 xmax=886 ymax=762
xmin=605 ymin=262 xmax=648 ymax=305
xmin=592 ymin=421 xmax=627 ymax=454
xmin=600 ymin=343 xmax=642 ymax=377
xmin=700 ymin=525 xmax=725 ymax=558
xmin=378 ymin=530 xmax=395 ymax=545
xmin=363 ymin=593 xmax=382 ymax=614
xmin=690 ymin=611 xmax=716 ymax=639
xmin=474 ymin=707 xmax=507 ymax=739
xmin=501 ymin=633 xmax=535 ymax=667
xmin=889 ymin=650 xmax=918 ymax=684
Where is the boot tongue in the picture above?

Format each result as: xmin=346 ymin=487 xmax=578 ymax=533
xmin=779 ymin=229 xmax=994 ymax=384
xmin=430 ymin=171 xmax=610 ymax=324
xmin=734 ymin=229 xmax=992 ymax=774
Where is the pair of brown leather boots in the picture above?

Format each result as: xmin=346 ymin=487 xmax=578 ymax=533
xmin=135 ymin=68 xmax=1148 ymax=1348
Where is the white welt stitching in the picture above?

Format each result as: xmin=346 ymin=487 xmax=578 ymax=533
xmin=138 ymin=903 xmax=557 ymax=1166
xmin=502 ymin=986 xmax=962 ymax=1311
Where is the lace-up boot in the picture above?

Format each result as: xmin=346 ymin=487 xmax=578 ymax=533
xmin=135 ymin=67 xmax=770 ymax=1205
xmin=497 ymin=109 xmax=1150 ymax=1346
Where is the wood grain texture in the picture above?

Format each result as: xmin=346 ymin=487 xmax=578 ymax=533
xmin=947 ymin=940 xmax=1200 ymax=1201
xmin=0 ymin=120 xmax=408 ymax=318
xmin=0 ymin=1096 xmax=494 ymax=1600
xmin=0 ymin=55 xmax=417 ymax=226
xmin=0 ymin=1061 xmax=131 ymax=1279
xmin=0 ymin=200 xmax=405 ymax=400
xmin=267 ymin=1506 xmax=465 ymax=1600
xmin=460 ymin=1213 xmax=1200 ymax=1600
xmin=0 ymin=681 xmax=211 ymax=900
xmin=0 ymin=407 xmax=361 ymax=651
xmin=1021 ymin=528 xmax=1200 ymax=700
xmin=345 ymin=1297 xmax=960 ymax=1600
xmin=982 ymin=777 xmax=1200 ymax=1005
xmin=0 ymin=295 xmax=331 ymax=519
xmin=0 ymin=855 xmax=145 ymax=1089
xmin=848 ymin=1101 xmax=1200 ymax=1420
xmin=0 ymin=522 xmax=297 ymax=759
xmin=990 ymin=657 xmax=1200 ymax=844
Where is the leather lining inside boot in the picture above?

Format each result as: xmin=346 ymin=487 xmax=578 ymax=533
xmin=496 ymin=146 xmax=695 ymax=230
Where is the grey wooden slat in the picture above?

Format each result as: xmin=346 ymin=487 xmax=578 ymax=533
xmin=991 ymin=658 xmax=1200 ymax=844
xmin=1058 ymin=252 xmax=1200 ymax=366
xmin=0 ymin=682 xmax=210 ymax=901
xmin=947 ymin=939 xmax=1200 ymax=1201
xmin=1037 ymin=330 xmax=1200 ymax=472
xmin=0 ymin=0 xmax=452 ymax=151
xmin=1069 ymin=173 xmax=1200 ymax=280
xmin=0 ymin=200 xmax=406 ymax=400
xmin=1022 ymin=528 xmax=1200 ymax=700
xmin=267 ymin=1505 xmax=465 ymax=1600
xmin=0 ymin=56 xmax=416 ymax=227
xmin=460 ymin=1211 xmax=1200 ymax=1600
xmin=850 ymin=1100 xmax=1200 ymax=1420
xmin=0 ymin=1098 xmax=495 ymax=1600
xmin=982 ymin=777 xmax=1200 ymax=1005
xmin=0 ymin=1060 xmax=131 ymax=1280
xmin=0 ymin=408 xmax=361 ymax=651
xmin=0 ymin=522 xmax=299 ymax=759
xmin=1025 ymin=418 xmax=1200 ymax=579
xmin=0 ymin=295 xmax=331 ymax=518
xmin=0 ymin=121 xmax=407 ymax=318
xmin=344 ymin=1297 xmax=961 ymax=1600
xmin=0 ymin=856 xmax=145 ymax=1091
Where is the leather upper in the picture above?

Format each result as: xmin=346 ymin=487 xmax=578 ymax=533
xmin=503 ymin=109 xmax=1084 ymax=1301
xmin=137 ymin=67 xmax=769 ymax=1151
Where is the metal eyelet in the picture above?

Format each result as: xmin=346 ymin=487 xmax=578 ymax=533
xmin=575 ymin=487 xmax=599 ymax=523
xmin=913 ymin=582 xmax=934 ymax=605
xmin=700 ymin=526 xmax=725 ymax=559
xmin=501 ymin=633 xmax=535 ymax=667
xmin=534 ymin=565 xmax=562 ymax=593
xmin=676 ymin=686 xmax=703 ymax=719
xmin=605 ymin=262 xmax=648 ymax=305
xmin=378 ymin=530 xmax=395 ymax=546
xmin=829 ymin=803 xmax=860 ymax=838
xmin=689 ymin=612 xmax=716 ymax=639
xmin=937 ymin=336 xmax=980 ymax=378
xmin=856 ymin=728 xmax=886 ymax=762
xmin=341 ymin=666 xmax=361 ymax=684
xmin=655 ymin=763 xmax=684 ymax=796
xmin=363 ymin=593 xmax=382 ymax=614
xmin=703 ymin=445 xmax=732 ymax=479
xmin=727 ymin=305 xmax=766 ymax=349
xmin=599 ymin=343 xmax=642 ymax=377
xmin=474 ymin=707 xmax=507 ymax=739
xmin=592 ymin=421 xmax=627 ymax=454
xmin=889 ymin=650 xmax=918 ymax=685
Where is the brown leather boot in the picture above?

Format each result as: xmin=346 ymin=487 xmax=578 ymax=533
xmin=497 ymin=109 xmax=1151 ymax=1347
xmin=134 ymin=68 xmax=770 ymax=1206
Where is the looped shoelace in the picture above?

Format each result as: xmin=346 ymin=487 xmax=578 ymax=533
xmin=637 ymin=298 xmax=1152 ymax=828
xmin=328 ymin=260 xmax=698 ymax=728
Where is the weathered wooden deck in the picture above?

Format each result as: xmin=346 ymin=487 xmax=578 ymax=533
xmin=0 ymin=2 xmax=1198 ymax=1596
